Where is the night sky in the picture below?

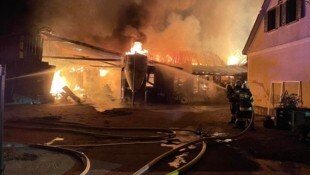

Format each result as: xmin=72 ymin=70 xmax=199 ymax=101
xmin=0 ymin=0 xmax=34 ymax=34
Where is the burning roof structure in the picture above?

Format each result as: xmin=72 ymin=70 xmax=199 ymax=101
xmin=42 ymin=31 xmax=121 ymax=64
xmin=0 ymin=30 xmax=123 ymax=104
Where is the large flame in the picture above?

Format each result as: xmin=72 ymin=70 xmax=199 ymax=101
xmin=227 ymin=55 xmax=239 ymax=65
xmin=50 ymin=70 xmax=67 ymax=96
xmin=227 ymin=51 xmax=247 ymax=65
xmin=126 ymin=42 xmax=148 ymax=55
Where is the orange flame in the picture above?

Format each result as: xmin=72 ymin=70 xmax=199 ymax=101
xmin=126 ymin=42 xmax=148 ymax=55
xmin=50 ymin=70 xmax=67 ymax=96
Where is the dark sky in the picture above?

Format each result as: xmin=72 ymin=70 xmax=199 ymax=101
xmin=0 ymin=0 xmax=33 ymax=34
xmin=0 ymin=0 xmax=264 ymax=64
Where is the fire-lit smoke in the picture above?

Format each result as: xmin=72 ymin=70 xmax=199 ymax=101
xmin=154 ymin=64 xmax=227 ymax=104
xmin=227 ymin=51 xmax=247 ymax=65
xmin=21 ymin=0 xmax=262 ymax=66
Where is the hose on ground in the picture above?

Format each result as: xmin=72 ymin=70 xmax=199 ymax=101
xmin=134 ymin=105 xmax=255 ymax=175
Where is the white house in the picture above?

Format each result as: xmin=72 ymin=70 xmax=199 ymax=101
xmin=243 ymin=0 xmax=310 ymax=114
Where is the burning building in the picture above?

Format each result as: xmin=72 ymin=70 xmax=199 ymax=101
xmin=0 ymin=29 xmax=123 ymax=106
xmin=0 ymin=29 xmax=224 ymax=106
xmin=121 ymin=42 xmax=227 ymax=104
xmin=42 ymin=31 xmax=122 ymax=108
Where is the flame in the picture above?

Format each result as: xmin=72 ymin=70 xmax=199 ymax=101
xmin=99 ymin=69 xmax=109 ymax=77
xmin=73 ymin=85 xmax=82 ymax=91
xmin=50 ymin=70 xmax=67 ymax=96
xmin=227 ymin=55 xmax=240 ymax=65
xmin=73 ymin=85 xmax=85 ymax=98
xmin=70 ymin=67 xmax=84 ymax=73
xmin=126 ymin=42 xmax=148 ymax=55
xmin=227 ymin=51 xmax=247 ymax=65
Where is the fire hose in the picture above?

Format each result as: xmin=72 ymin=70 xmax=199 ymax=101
xmin=5 ymin=105 xmax=254 ymax=175
xmin=5 ymin=121 xmax=177 ymax=175
xmin=4 ymin=125 xmax=176 ymax=175
xmin=30 ymin=144 xmax=90 ymax=175
xmin=133 ymin=105 xmax=255 ymax=175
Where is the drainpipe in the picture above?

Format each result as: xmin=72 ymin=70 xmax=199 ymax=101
xmin=0 ymin=65 xmax=5 ymax=175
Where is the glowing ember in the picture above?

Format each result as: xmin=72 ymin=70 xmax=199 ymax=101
xmin=126 ymin=42 xmax=148 ymax=55
xmin=50 ymin=70 xmax=67 ymax=96
xmin=99 ymin=69 xmax=109 ymax=77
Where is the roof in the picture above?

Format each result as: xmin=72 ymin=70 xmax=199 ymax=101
xmin=192 ymin=65 xmax=247 ymax=76
xmin=41 ymin=31 xmax=122 ymax=67
xmin=242 ymin=0 xmax=272 ymax=55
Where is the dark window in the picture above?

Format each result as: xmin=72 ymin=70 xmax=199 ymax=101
xmin=267 ymin=8 xmax=276 ymax=31
xmin=265 ymin=0 xmax=306 ymax=32
xmin=286 ymin=0 xmax=297 ymax=23
xmin=300 ymin=0 xmax=306 ymax=18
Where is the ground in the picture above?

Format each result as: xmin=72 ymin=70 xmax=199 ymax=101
xmin=2 ymin=102 xmax=310 ymax=175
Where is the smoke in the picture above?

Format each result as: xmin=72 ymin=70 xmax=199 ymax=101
xmin=105 ymin=0 xmax=153 ymax=51
xmin=2 ymin=0 xmax=263 ymax=64
xmin=154 ymin=64 xmax=227 ymax=104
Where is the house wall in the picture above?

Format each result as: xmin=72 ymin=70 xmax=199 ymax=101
xmin=250 ymin=0 xmax=310 ymax=53
xmin=247 ymin=0 xmax=310 ymax=112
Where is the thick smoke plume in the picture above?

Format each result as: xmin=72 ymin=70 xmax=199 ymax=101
xmin=1 ymin=0 xmax=263 ymax=65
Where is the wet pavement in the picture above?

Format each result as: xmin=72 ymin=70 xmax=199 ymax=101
xmin=4 ymin=143 xmax=78 ymax=175
xmin=2 ymin=103 xmax=310 ymax=174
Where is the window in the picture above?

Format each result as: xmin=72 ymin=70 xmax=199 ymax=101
xmin=265 ymin=0 xmax=306 ymax=32
xmin=286 ymin=0 xmax=297 ymax=23
xmin=266 ymin=5 xmax=282 ymax=32
xmin=267 ymin=8 xmax=276 ymax=31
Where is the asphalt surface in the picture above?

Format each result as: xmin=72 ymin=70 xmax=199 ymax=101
xmin=3 ymin=103 xmax=310 ymax=175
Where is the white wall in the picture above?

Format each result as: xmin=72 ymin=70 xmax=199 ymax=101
xmin=248 ymin=38 xmax=310 ymax=109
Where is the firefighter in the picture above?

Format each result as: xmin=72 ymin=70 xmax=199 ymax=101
xmin=226 ymin=80 xmax=242 ymax=124
xmin=238 ymin=82 xmax=255 ymax=130
xmin=226 ymin=83 xmax=235 ymax=123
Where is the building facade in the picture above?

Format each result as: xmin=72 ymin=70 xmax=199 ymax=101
xmin=243 ymin=0 xmax=310 ymax=113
